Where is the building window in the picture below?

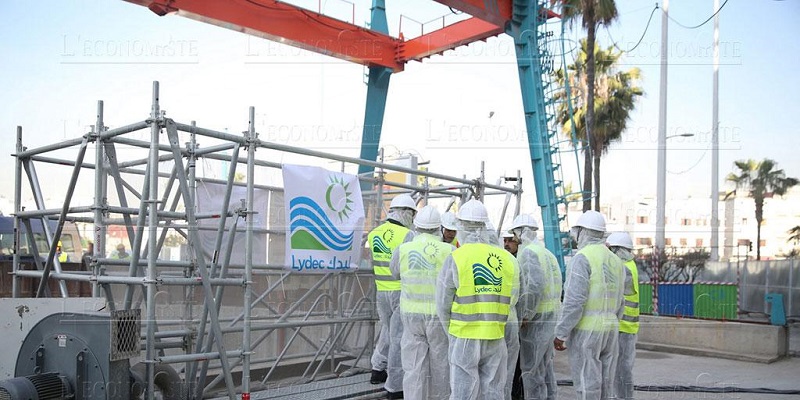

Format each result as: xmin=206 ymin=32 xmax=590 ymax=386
xmin=681 ymin=218 xmax=691 ymax=226
xmin=665 ymin=238 xmax=672 ymax=246
xmin=636 ymin=238 xmax=652 ymax=246
xmin=680 ymin=238 xmax=687 ymax=246
xmin=637 ymin=216 xmax=648 ymax=224
xmin=760 ymin=240 xmax=766 ymax=247
xmin=695 ymin=238 xmax=704 ymax=247
xmin=737 ymin=239 xmax=750 ymax=246
xmin=626 ymin=216 xmax=631 ymax=224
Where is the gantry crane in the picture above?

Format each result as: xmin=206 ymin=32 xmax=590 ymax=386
xmin=124 ymin=0 xmax=572 ymax=270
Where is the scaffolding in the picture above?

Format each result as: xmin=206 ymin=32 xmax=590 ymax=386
xmin=10 ymin=82 xmax=524 ymax=399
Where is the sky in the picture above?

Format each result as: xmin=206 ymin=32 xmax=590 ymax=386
xmin=0 ymin=0 xmax=798 ymax=222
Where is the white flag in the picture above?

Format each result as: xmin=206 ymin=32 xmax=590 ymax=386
xmin=282 ymin=164 xmax=364 ymax=272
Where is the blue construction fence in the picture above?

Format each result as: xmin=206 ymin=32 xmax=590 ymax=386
xmin=639 ymin=282 xmax=738 ymax=320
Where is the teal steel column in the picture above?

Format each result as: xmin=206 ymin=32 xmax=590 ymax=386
xmin=507 ymin=0 xmax=566 ymax=273
xmin=357 ymin=0 xmax=391 ymax=182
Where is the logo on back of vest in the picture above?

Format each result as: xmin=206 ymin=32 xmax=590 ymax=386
xmin=408 ymin=250 xmax=435 ymax=270
xmin=372 ymin=235 xmax=391 ymax=255
xmin=472 ymin=253 xmax=503 ymax=291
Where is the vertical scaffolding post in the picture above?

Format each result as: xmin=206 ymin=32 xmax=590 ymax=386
xmin=145 ymin=81 xmax=161 ymax=400
xmin=185 ymin=121 xmax=198 ymax=387
xmin=93 ymin=102 xmax=107 ymax=297
xmin=242 ymin=106 xmax=257 ymax=399
xmin=12 ymin=127 xmax=22 ymax=298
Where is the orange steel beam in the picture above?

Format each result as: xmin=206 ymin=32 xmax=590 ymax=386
xmin=124 ymin=0 xmax=559 ymax=71
xmin=432 ymin=0 xmax=512 ymax=26
xmin=124 ymin=0 xmax=406 ymax=71
xmin=398 ymin=17 xmax=504 ymax=62
xmin=432 ymin=0 xmax=560 ymax=24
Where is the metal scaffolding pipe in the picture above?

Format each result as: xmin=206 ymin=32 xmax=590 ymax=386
xmin=16 ymin=137 xmax=87 ymax=159
xmin=165 ymin=119 xmax=237 ymax=398
xmin=144 ymin=81 xmax=161 ymax=400
xmin=97 ymin=120 xmax=151 ymax=140
xmin=14 ymin=206 xmax=94 ymax=218
xmin=158 ymin=350 xmax=243 ymax=365
xmin=12 ymin=127 xmax=23 ymax=297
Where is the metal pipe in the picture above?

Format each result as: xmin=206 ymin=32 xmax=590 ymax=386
xmin=174 ymin=122 xmax=513 ymax=192
xmin=158 ymin=350 xmax=243 ymax=365
xmin=144 ymin=81 xmax=160 ymax=400
xmin=97 ymin=120 xmax=150 ymax=140
xmin=16 ymin=137 xmax=86 ymax=159
xmin=192 ymin=165 xmax=240 ymax=394
xmin=36 ymin=136 xmax=90 ymax=298
xmin=242 ymin=106 xmax=256 ymax=398
xmin=165 ymin=119 xmax=237 ymax=398
xmin=93 ymin=103 xmax=108 ymax=297
xmin=12 ymin=127 xmax=22 ymax=298
xmin=14 ymin=207 xmax=94 ymax=218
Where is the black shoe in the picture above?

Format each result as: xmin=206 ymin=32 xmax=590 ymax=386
xmin=370 ymin=369 xmax=387 ymax=384
xmin=386 ymin=390 xmax=403 ymax=399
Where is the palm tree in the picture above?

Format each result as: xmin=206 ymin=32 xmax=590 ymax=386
xmin=560 ymin=0 xmax=619 ymax=211
xmin=788 ymin=226 xmax=800 ymax=246
xmin=554 ymin=40 xmax=643 ymax=209
xmin=726 ymin=159 xmax=799 ymax=260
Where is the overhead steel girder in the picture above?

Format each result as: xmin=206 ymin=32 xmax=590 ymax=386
xmin=124 ymin=0 xmax=558 ymax=70
xmin=124 ymin=0 xmax=406 ymax=71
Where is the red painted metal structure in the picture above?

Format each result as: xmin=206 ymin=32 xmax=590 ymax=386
xmin=124 ymin=0 xmax=557 ymax=71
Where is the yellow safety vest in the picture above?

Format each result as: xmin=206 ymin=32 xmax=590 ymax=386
xmin=449 ymin=243 xmax=517 ymax=340
xmin=368 ymin=221 xmax=409 ymax=292
xmin=523 ymin=242 xmax=562 ymax=314
xmin=398 ymin=233 xmax=453 ymax=315
xmin=575 ymin=244 xmax=624 ymax=332
xmin=619 ymin=259 xmax=640 ymax=334
xmin=58 ymin=252 xmax=69 ymax=262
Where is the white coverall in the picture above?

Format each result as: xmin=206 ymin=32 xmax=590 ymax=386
xmin=554 ymin=228 xmax=624 ymax=400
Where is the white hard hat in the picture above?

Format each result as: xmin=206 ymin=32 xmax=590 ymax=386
xmin=573 ymin=210 xmax=606 ymax=232
xmin=457 ymin=199 xmax=489 ymax=223
xmin=509 ymin=214 xmax=539 ymax=231
xmin=501 ymin=232 xmax=514 ymax=239
xmin=441 ymin=211 xmax=458 ymax=230
xmin=606 ymin=232 xmax=633 ymax=250
xmin=389 ymin=194 xmax=417 ymax=211
xmin=414 ymin=206 xmax=442 ymax=229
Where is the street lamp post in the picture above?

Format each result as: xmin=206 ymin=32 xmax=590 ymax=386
xmin=655 ymin=133 xmax=694 ymax=251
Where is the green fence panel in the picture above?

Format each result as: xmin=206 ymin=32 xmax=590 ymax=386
xmin=693 ymin=284 xmax=738 ymax=320
xmin=639 ymin=283 xmax=654 ymax=314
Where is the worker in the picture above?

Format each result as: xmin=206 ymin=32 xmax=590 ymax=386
xmin=110 ymin=243 xmax=130 ymax=260
xmin=502 ymin=230 xmax=525 ymax=399
xmin=436 ymin=199 xmax=520 ymax=399
xmin=510 ymin=214 xmax=562 ymax=400
xmin=503 ymin=231 xmax=519 ymax=256
xmin=441 ymin=211 xmax=458 ymax=246
xmin=56 ymin=241 xmax=69 ymax=262
xmin=606 ymin=232 xmax=638 ymax=400
xmin=553 ymin=210 xmax=624 ymax=400
xmin=390 ymin=205 xmax=454 ymax=400
xmin=367 ymin=194 xmax=417 ymax=397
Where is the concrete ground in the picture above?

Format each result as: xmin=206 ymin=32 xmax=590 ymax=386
xmin=552 ymin=346 xmax=800 ymax=399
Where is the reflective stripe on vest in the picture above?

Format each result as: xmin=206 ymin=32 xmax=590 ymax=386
xmin=368 ymin=222 xmax=409 ymax=291
xmin=575 ymin=244 xmax=624 ymax=332
xmin=524 ymin=242 xmax=563 ymax=314
xmin=398 ymin=233 xmax=453 ymax=315
xmin=619 ymin=259 xmax=640 ymax=334
xmin=449 ymin=243 xmax=517 ymax=340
